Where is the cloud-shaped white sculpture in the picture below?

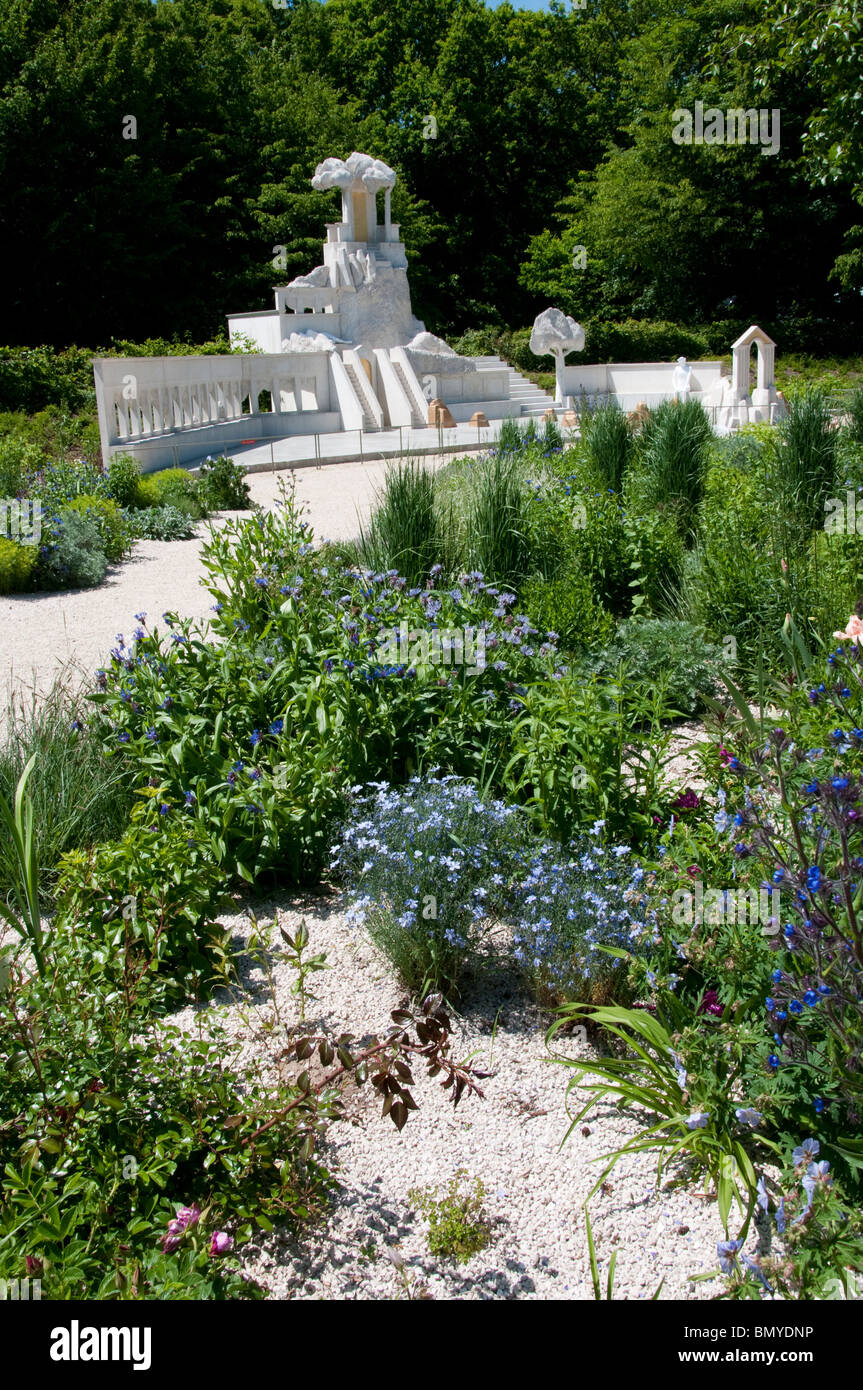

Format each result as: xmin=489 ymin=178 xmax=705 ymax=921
xmin=405 ymin=331 xmax=476 ymax=375
xmin=287 ymin=264 xmax=331 ymax=289
xmin=311 ymin=152 xmax=396 ymax=194
xmin=280 ymin=331 xmax=343 ymax=353
xmin=529 ymin=307 xmax=585 ymax=358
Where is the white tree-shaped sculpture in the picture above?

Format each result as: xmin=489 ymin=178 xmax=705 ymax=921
xmin=529 ymin=308 xmax=585 ymax=406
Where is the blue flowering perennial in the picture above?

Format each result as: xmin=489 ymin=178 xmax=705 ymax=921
xmin=510 ymin=839 xmax=656 ymax=1004
xmin=330 ymin=776 xmax=533 ymax=994
xmin=330 ymin=777 xmax=652 ymax=1003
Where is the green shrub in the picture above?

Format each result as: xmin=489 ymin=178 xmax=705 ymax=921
xmin=624 ymin=508 xmax=685 ymax=615
xmin=129 ymin=504 xmax=198 ymax=540
xmin=581 ymin=618 xmax=727 ymax=716
xmin=198 ymin=455 xmax=251 ymax=511
xmin=64 ymin=494 xmax=131 ymax=563
xmin=522 ymin=570 xmax=614 ymax=652
xmin=0 ymin=433 xmax=42 ymax=496
xmin=38 ymin=510 xmax=108 ymax=588
xmin=105 ymin=453 xmax=143 ymax=508
xmin=134 ymin=474 xmax=161 ymax=508
xmin=568 ymin=486 xmax=633 ymax=616
xmin=142 ymin=467 xmax=206 ymax=519
xmin=56 ymin=817 xmax=230 ymax=1000
xmin=0 ymin=537 xmax=36 ymax=593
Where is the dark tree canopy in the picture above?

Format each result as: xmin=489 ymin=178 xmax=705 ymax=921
xmin=0 ymin=0 xmax=860 ymax=348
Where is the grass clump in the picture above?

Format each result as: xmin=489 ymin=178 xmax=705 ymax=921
xmin=0 ymin=676 xmax=134 ymax=902
xmin=357 ymin=459 xmax=452 ymax=586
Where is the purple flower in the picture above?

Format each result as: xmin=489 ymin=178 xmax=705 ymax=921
xmin=145 ymin=727 xmax=159 ymax=742
xmin=209 ymin=1231 xmax=233 ymax=1256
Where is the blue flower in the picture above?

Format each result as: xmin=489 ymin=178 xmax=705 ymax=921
xmin=250 ymin=729 xmax=262 ymax=746
xmin=685 ymin=1112 xmax=710 ymax=1130
xmin=145 ymin=727 xmax=159 ymax=742
xmin=775 ymin=1196 xmax=787 ymax=1235
xmin=735 ymin=1108 xmax=763 ymax=1129
xmin=768 ymin=1054 xmax=780 ymax=1070
xmin=803 ymin=990 xmax=818 ymax=1007
xmin=807 ymin=865 xmax=821 ymax=892
xmin=792 ymin=1138 xmax=819 ymax=1166
xmin=717 ymin=1239 xmax=743 ymax=1273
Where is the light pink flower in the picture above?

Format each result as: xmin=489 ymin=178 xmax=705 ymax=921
xmin=209 ymin=1231 xmax=233 ymax=1256
xmin=833 ymin=615 xmax=863 ymax=642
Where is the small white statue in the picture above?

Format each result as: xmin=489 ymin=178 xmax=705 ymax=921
xmin=672 ymin=356 xmax=692 ymax=400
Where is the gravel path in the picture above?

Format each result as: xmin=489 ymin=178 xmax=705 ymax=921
xmin=170 ymin=891 xmax=740 ymax=1301
xmin=0 ymin=458 xmax=447 ymax=711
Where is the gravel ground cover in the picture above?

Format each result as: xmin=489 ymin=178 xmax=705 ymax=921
xmin=170 ymin=890 xmax=735 ymax=1301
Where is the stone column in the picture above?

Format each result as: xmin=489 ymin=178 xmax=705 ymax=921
xmin=757 ymin=342 xmax=775 ymax=392
xmin=384 ymin=187 xmax=392 ymax=240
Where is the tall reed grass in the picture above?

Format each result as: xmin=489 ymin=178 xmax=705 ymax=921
xmin=0 ymin=673 xmax=133 ymax=902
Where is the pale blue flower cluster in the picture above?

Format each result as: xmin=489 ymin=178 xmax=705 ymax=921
xmin=331 ymin=777 xmax=653 ymax=1000
xmin=510 ymin=837 xmax=657 ymax=998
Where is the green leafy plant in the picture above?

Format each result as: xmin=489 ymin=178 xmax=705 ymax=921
xmin=127 ymin=504 xmax=198 ymax=540
xmin=548 ymin=1005 xmax=778 ymax=1236
xmin=409 ymin=1169 xmax=491 ymax=1264
xmin=275 ymin=915 xmax=328 ymax=1021
xmin=104 ymin=453 xmax=142 ymax=509
xmin=63 ymin=494 xmax=131 ymax=563
xmin=580 ymin=618 xmax=726 ymax=716
xmin=38 ymin=510 xmax=107 ymax=588
xmin=0 ymin=537 xmax=36 ymax=593
xmin=0 ymin=753 xmax=48 ymax=978
xmin=198 ymin=455 xmax=251 ymax=511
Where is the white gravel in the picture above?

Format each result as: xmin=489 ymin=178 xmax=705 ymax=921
xmin=169 ymin=890 xmax=742 ymax=1301
xmin=0 ymin=457 xmax=457 ymax=713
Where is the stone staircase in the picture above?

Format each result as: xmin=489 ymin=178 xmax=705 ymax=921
xmin=391 ymin=358 xmax=427 ymax=426
xmin=344 ymin=361 xmax=379 ymax=430
xmin=471 ymin=354 xmax=556 ymax=418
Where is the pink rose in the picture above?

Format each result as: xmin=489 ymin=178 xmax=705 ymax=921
xmin=834 ymin=615 xmax=863 ymax=642
xmin=176 ymin=1204 xmax=201 ymax=1230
